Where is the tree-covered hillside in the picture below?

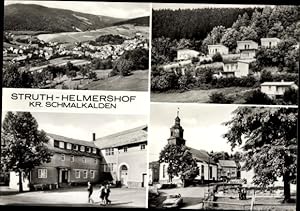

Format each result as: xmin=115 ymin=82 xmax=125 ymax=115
xmin=152 ymin=8 xmax=259 ymax=40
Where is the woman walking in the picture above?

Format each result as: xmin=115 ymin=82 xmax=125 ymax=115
xmin=99 ymin=184 xmax=106 ymax=205
xmin=104 ymin=184 xmax=111 ymax=205
xmin=87 ymin=181 xmax=94 ymax=204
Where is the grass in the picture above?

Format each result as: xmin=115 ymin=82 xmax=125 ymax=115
xmin=37 ymin=25 xmax=149 ymax=43
xmin=82 ymin=70 xmax=149 ymax=91
xmin=151 ymin=87 xmax=253 ymax=103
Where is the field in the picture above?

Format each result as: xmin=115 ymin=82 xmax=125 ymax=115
xmin=151 ymin=87 xmax=253 ymax=103
xmin=83 ymin=70 xmax=149 ymax=91
xmin=37 ymin=24 xmax=149 ymax=43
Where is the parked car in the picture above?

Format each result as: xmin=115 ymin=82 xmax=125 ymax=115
xmin=162 ymin=194 xmax=183 ymax=208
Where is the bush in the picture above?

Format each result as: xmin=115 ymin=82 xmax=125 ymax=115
xmin=212 ymin=52 xmax=223 ymax=62
xmin=88 ymin=71 xmax=97 ymax=80
xmin=283 ymin=87 xmax=298 ymax=105
xmin=209 ymin=92 xmax=234 ymax=104
xmin=244 ymin=89 xmax=274 ymax=105
xmin=191 ymin=57 xmax=199 ymax=64
xmin=113 ymin=59 xmax=133 ymax=76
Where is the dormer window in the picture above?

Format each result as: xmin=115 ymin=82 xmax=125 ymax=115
xmin=80 ymin=146 xmax=85 ymax=152
xmin=92 ymin=148 xmax=97 ymax=154
xmin=59 ymin=141 xmax=64 ymax=148
xmin=73 ymin=145 xmax=78 ymax=151
xmin=66 ymin=143 xmax=72 ymax=150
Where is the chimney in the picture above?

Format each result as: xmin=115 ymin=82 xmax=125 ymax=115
xmin=92 ymin=133 xmax=96 ymax=141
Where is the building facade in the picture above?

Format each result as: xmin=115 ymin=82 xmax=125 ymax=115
xmin=236 ymin=40 xmax=258 ymax=58
xmin=9 ymin=133 xmax=102 ymax=191
xmin=148 ymin=161 xmax=160 ymax=185
xmin=260 ymin=38 xmax=281 ymax=48
xmin=177 ymin=49 xmax=200 ymax=61
xmin=260 ymin=81 xmax=298 ymax=99
xmin=94 ymin=125 xmax=148 ymax=188
xmin=217 ymin=160 xmax=239 ymax=180
xmin=208 ymin=44 xmax=229 ymax=56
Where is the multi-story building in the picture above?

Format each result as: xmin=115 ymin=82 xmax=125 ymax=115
xmin=159 ymin=113 xmax=218 ymax=185
xmin=236 ymin=40 xmax=258 ymax=59
xmin=217 ymin=160 xmax=239 ymax=180
xmin=9 ymin=133 xmax=102 ymax=191
xmin=94 ymin=125 xmax=148 ymax=188
xmin=260 ymin=38 xmax=281 ymax=48
xmin=207 ymin=44 xmax=229 ymax=56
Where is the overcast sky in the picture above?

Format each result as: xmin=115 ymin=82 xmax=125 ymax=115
xmin=149 ymin=103 xmax=243 ymax=162
xmin=5 ymin=1 xmax=150 ymax=19
xmin=2 ymin=111 xmax=147 ymax=142
xmin=153 ymin=3 xmax=270 ymax=10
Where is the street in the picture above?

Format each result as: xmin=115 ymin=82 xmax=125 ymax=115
xmin=153 ymin=186 xmax=209 ymax=209
xmin=0 ymin=186 xmax=146 ymax=207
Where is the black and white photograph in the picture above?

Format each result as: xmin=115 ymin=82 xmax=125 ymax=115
xmin=0 ymin=111 xmax=147 ymax=207
xmin=3 ymin=1 xmax=150 ymax=91
xmin=148 ymin=103 xmax=297 ymax=209
xmin=151 ymin=4 xmax=299 ymax=105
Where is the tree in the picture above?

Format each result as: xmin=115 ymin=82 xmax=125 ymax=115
xmin=232 ymin=13 xmax=250 ymax=30
xmin=210 ymin=151 xmax=230 ymax=163
xmin=113 ymin=58 xmax=133 ymax=77
xmin=159 ymin=144 xmax=199 ymax=186
xmin=1 ymin=112 xmax=52 ymax=192
xmin=223 ymin=107 xmax=297 ymax=202
xmin=283 ymin=87 xmax=298 ymax=105
xmin=244 ymin=89 xmax=274 ymax=105
xmin=88 ymin=71 xmax=97 ymax=80
xmin=2 ymin=64 xmax=34 ymax=88
xmin=239 ymin=26 xmax=258 ymax=41
xmin=212 ymin=52 xmax=223 ymax=62
xmin=221 ymin=28 xmax=241 ymax=52
xmin=209 ymin=92 xmax=234 ymax=104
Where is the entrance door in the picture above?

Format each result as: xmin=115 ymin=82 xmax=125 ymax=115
xmin=62 ymin=170 xmax=68 ymax=183
xmin=120 ymin=165 xmax=128 ymax=186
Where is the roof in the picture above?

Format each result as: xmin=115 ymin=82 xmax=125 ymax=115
xmin=208 ymin=44 xmax=228 ymax=48
xmin=218 ymin=160 xmax=237 ymax=168
xmin=94 ymin=125 xmax=147 ymax=149
xmin=237 ymin=40 xmax=258 ymax=44
xmin=188 ymin=147 xmax=216 ymax=165
xmin=237 ymin=59 xmax=256 ymax=64
xmin=261 ymin=81 xmax=296 ymax=86
xmin=223 ymin=54 xmax=240 ymax=63
xmin=178 ymin=49 xmax=199 ymax=53
xmin=261 ymin=37 xmax=281 ymax=42
xmin=47 ymin=133 xmax=97 ymax=148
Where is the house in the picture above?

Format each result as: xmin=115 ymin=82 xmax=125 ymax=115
xmin=217 ymin=160 xmax=239 ymax=180
xmin=237 ymin=40 xmax=258 ymax=59
xmin=177 ymin=49 xmax=200 ymax=61
xmin=260 ymin=81 xmax=298 ymax=99
xmin=149 ymin=161 xmax=160 ymax=185
xmin=94 ymin=125 xmax=148 ymax=188
xmin=261 ymin=38 xmax=281 ymax=48
xmin=9 ymin=133 xmax=102 ymax=191
xmin=207 ymin=44 xmax=229 ymax=56
xmin=236 ymin=59 xmax=256 ymax=77
xmin=159 ymin=113 xmax=218 ymax=185
xmin=222 ymin=55 xmax=239 ymax=78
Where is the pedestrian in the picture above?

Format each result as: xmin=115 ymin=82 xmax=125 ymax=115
xmin=99 ymin=184 xmax=106 ymax=205
xmin=104 ymin=183 xmax=111 ymax=205
xmin=87 ymin=181 xmax=94 ymax=204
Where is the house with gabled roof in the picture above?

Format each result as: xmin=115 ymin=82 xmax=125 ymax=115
xmin=261 ymin=37 xmax=281 ymax=48
xmin=208 ymin=44 xmax=229 ymax=56
xmin=94 ymin=125 xmax=148 ymax=188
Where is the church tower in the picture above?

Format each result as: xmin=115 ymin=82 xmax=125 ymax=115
xmin=167 ymin=108 xmax=185 ymax=146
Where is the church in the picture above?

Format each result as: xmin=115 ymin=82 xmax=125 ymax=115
xmin=158 ymin=112 xmax=218 ymax=185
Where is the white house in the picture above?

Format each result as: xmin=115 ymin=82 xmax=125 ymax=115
xmin=207 ymin=44 xmax=229 ymax=56
xmin=260 ymin=81 xmax=298 ymax=99
xmin=237 ymin=40 xmax=259 ymax=52
xmin=177 ymin=49 xmax=200 ymax=61
xmin=236 ymin=59 xmax=256 ymax=77
xmin=260 ymin=38 xmax=281 ymax=48
xmin=159 ymin=114 xmax=218 ymax=185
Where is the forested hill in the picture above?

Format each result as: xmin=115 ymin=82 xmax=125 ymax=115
xmin=152 ymin=8 xmax=259 ymax=40
xmin=4 ymin=4 xmax=124 ymax=32
xmin=113 ymin=16 xmax=150 ymax=27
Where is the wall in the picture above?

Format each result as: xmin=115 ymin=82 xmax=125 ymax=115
xmin=236 ymin=62 xmax=250 ymax=77
xmin=9 ymin=172 xmax=30 ymax=191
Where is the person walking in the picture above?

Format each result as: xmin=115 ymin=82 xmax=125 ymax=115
xmin=99 ymin=184 xmax=106 ymax=205
xmin=104 ymin=184 xmax=111 ymax=205
xmin=87 ymin=181 xmax=94 ymax=204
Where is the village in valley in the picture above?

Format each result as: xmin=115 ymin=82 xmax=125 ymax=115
xmin=148 ymin=104 xmax=297 ymax=210
xmin=151 ymin=5 xmax=299 ymax=105
xmin=3 ymin=2 xmax=149 ymax=91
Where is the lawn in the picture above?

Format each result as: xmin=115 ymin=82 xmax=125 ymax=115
xmin=83 ymin=70 xmax=149 ymax=91
xmin=151 ymin=87 xmax=254 ymax=103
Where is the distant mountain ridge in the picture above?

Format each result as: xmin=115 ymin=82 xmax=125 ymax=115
xmin=4 ymin=4 xmax=147 ymax=32
xmin=113 ymin=16 xmax=150 ymax=27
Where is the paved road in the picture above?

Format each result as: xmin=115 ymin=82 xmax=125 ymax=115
xmin=157 ymin=186 xmax=209 ymax=208
xmin=0 ymin=186 xmax=146 ymax=208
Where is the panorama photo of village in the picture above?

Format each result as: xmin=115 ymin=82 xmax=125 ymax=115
xmin=0 ymin=111 xmax=148 ymax=207
xmin=151 ymin=4 xmax=299 ymax=105
xmin=148 ymin=104 xmax=297 ymax=210
xmin=3 ymin=1 xmax=150 ymax=91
